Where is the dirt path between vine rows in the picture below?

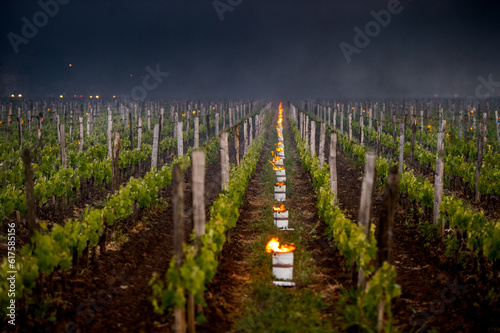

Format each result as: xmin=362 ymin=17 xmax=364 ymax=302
xmin=199 ymin=107 xmax=353 ymax=332
xmin=335 ymin=148 xmax=500 ymax=332
xmin=19 ymin=154 xmax=222 ymax=333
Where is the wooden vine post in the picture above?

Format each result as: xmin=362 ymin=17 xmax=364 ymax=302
xmin=177 ymin=121 xmax=184 ymax=157
xmin=298 ymin=112 xmax=303 ymax=139
xmin=433 ymin=120 xmax=446 ymax=237
xmin=368 ymin=108 xmax=373 ymax=130
xmin=235 ymin=125 xmax=240 ymax=167
xmin=56 ymin=114 xmax=60 ymax=142
xmin=215 ymin=113 xmax=219 ymax=136
xmin=376 ymin=121 xmax=381 ymax=155
xmin=187 ymin=151 xmax=206 ymax=333
xmin=330 ymin=132 xmax=338 ymax=206
xmin=137 ymin=117 xmax=142 ymax=150
xmin=399 ymin=122 xmax=404 ymax=175
xmin=300 ymin=114 xmax=304 ymax=142
xmin=220 ymin=132 xmax=229 ymax=191
xmin=22 ymin=148 xmax=36 ymax=241
xmin=7 ymin=106 xmax=12 ymax=127
xmin=17 ymin=116 xmax=22 ymax=150
xmin=112 ymin=131 xmax=120 ymax=194
xmin=392 ymin=112 xmax=397 ymax=145
xmin=243 ymin=120 xmax=248 ymax=156
xmin=475 ymin=115 xmax=485 ymax=203
xmin=340 ymin=110 xmax=344 ymax=134
xmin=249 ymin=116 xmax=253 ymax=145
xmin=256 ymin=114 xmax=260 ymax=137
xmin=374 ymin=160 xmax=401 ymax=332
xmin=174 ymin=113 xmax=178 ymax=139
xmin=420 ymin=110 xmax=424 ymax=137
xmin=173 ymin=164 xmax=186 ymax=333
xmin=87 ymin=112 xmax=91 ymax=137
xmin=194 ymin=116 xmax=199 ymax=148
xmin=319 ymin=122 xmax=326 ymax=169
xmin=348 ymin=113 xmax=352 ymax=141
xmin=357 ymin=151 xmax=376 ymax=289
xmin=205 ymin=114 xmax=210 ymax=142
xmin=376 ymin=165 xmax=400 ymax=268
xmin=107 ymin=108 xmax=113 ymax=158
xmin=305 ymin=114 xmax=309 ymax=143
xmin=79 ymin=116 xmax=84 ymax=152
xmin=152 ymin=124 xmax=159 ymax=169
xmin=333 ymin=108 xmax=337 ymax=129
xmin=310 ymin=120 xmax=316 ymax=159
xmin=360 ymin=114 xmax=364 ymax=144
xmin=147 ymin=109 xmax=151 ymax=131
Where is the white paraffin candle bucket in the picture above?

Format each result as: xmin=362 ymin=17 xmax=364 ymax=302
xmin=273 ymin=210 xmax=289 ymax=229
xmin=274 ymin=183 xmax=286 ymax=192
xmin=274 ymin=184 xmax=286 ymax=201
xmin=274 ymin=158 xmax=284 ymax=167
xmin=272 ymin=252 xmax=294 ymax=280
xmin=277 ymin=176 xmax=286 ymax=183
xmin=275 ymin=169 xmax=285 ymax=177
xmin=273 ymin=209 xmax=288 ymax=219
xmin=277 ymin=150 xmax=285 ymax=159
xmin=278 ymin=142 xmax=284 ymax=149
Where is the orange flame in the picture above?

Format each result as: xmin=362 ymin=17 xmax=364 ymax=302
xmin=275 ymin=181 xmax=285 ymax=186
xmin=266 ymin=237 xmax=295 ymax=253
xmin=269 ymin=160 xmax=285 ymax=171
xmin=273 ymin=204 xmax=287 ymax=212
xmin=276 ymin=147 xmax=284 ymax=152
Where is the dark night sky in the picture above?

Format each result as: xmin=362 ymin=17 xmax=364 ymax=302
xmin=1 ymin=0 xmax=499 ymax=98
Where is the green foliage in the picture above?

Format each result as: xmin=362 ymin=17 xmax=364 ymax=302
xmin=292 ymin=120 xmax=376 ymax=275
xmin=416 ymin=220 xmax=438 ymax=242
xmin=338 ymin=263 xmax=401 ymax=333
xmin=150 ymin=110 xmax=269 ymax=314
xmin=292 ymin=111 xmax=401 ymax=332
xmin=0 ymin=115 xmax=227 ymax=317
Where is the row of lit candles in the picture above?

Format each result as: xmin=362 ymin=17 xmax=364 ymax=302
xmin=266 ymin=102 xmax=295 ymax=254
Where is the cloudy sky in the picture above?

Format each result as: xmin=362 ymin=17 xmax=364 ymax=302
xmin=1 ymin=0 xmax=499 ymax=98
